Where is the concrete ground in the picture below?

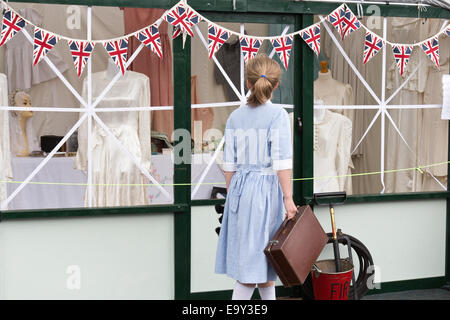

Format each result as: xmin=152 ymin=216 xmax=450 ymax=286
xmin=362 ymin=288 xmax=450 ymax=300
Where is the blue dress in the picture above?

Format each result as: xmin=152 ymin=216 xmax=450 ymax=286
xmin=215 ymin=101 xmax=293 ymax=284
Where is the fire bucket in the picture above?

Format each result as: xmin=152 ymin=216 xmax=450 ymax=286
xmin=311 ymin=259 xmax=354 ymax=300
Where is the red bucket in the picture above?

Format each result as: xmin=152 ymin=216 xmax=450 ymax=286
xmin=311 ymin=259 xmax=354 ymax=300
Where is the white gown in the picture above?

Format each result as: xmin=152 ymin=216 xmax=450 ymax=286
xmin=0 ymin=74 xmax=12 ymax=207
xmin=313 ymin=110 xmax=353 ymax=193
xmin=75 ymin=70 xmax=151 ymax=207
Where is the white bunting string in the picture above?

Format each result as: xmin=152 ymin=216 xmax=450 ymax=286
xmin=0 ymin=0 xmax=447 ymax=76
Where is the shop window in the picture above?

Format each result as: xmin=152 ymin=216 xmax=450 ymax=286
xmin=313 ymin=13 xmax=448 ymax=195
xmin=0 ymin=4 xmax=175 ymax=210
xmin=190 ymin=22 xmax=295 ymax=201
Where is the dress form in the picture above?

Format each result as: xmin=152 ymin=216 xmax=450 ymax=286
xmin=313 ymin=68 xmax=354 ymax=194
xmin=9 ymin=91 xmax=40 ymax=157
xmin=75 ymin=67 xmax=152 ymax=207
xmin=0 ymin=73 xmax=12 ymax=207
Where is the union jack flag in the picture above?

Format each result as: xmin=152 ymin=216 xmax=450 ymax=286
xmin=271 ymin=35 xmax=293 ymax=70
xmin=172 ymin=7 xmax=201 ymax=39
xmin=300 ymin=24 xmax=321 ymax=58
xmin=326 ymin=4 xmax=346 ymax=39
xmin=33 ymin=28 xmax=60 ymax=66
xmin=136 ymin=24 xmax=163 ymax=59
xmin=207 ymin=24 xmax=231 ymax=60
xmin=68 ymin=40 xmax=94 ymax=77
xmin=0 ymin=9 xmax=26 ymax=47
xmin=240 ymin=36 xmax=262 ymax=63
xmin=363 ymin=31 xmax=384 ymax=65
xmin=421 ymin=37 xmax=439 ymax=69
xmin=341 ymin=6 xmax=361 ymax=40
xmin=392 ymin=45 xmax=413 ymax=76
xmin=164 ymin=3 xmax=196 ymax=38
xmin=103 ymin=39 xmax=128 ymax=75
xmin=172 ymin=27 xmax=182 ymax=40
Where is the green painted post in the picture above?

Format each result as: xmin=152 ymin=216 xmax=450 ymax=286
xmin=293 ymin=13 xmax=314 ymax=207
xmin=173 ymin=35 xmax=192 ymax=300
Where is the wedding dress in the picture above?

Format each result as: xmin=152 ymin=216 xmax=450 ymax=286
xmin=75 ymin=67 xmax=151 ymax=207
xmin=0 ymin=74 xmax=12 ymax=206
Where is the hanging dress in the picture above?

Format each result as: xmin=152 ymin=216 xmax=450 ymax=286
xmin=215 ymin=101 xmax=292 ymax=284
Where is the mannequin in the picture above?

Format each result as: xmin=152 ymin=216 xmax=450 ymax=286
xmin=9 ymin=91 xmax=40 ymax=157
xmin=313 ymin=79 xmax=354 ymax=194
xmin=0 ymin=73 xmax=12 ymax=207
xmin=314 ymin=98 xmax=325 ymax=123
xmin=314 ymin=61 xmax=354 ymax=107
xmin=75 ymin=60 xmax=152 ymax=207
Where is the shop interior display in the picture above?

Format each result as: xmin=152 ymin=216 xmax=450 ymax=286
xmin=8 ymin=90 xmax=40 ymax=157
xmin=75 ymin=59 xmax=151 ymax=207
xmin=0 ymin=73 xmax=12 ymax=207
xmin=0 ymin=2 xmax=448 ymax=211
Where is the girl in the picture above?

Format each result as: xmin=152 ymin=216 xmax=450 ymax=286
xmin=215 ymin=54 xmax=297 ymax=300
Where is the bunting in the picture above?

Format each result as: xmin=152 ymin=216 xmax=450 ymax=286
xmin=341 ymin=5 xmax=361 ymax=40
xmin=0 ymin=1 xmax=446 ymax=77
xmin=207 ymin=24 xmax=231 ymax=60
xmin=363 ymin=31 xmax=384 ymax=65
xmin=164 ymin=2 xmax=195 ymax=37
xmin=392 ymin=45 xmax=413 ymax=76
xmin=299 ymin=24 xmax=321 ymax=57
xmin=172 ymin=7 xmax=201 ymax=39
xmin=240 ymin=36 xmax=262 ymax=63
xmin=33 ymin=28 xmax=60 ymax=66
xmin=68 ymin=40 xmax=94 ymax=77
xmin=271 ymin=35 xmax=294 ymax=70
xmin=103 ymin=39 xmax=128 ymax=75
xmin=136 ymin=25 xmax=163 ymax=59
xmin=0 ymin=9 xmax=26 ymax=47
xmin=421 ymin=37 xmax=439 ymax=69
xmin=326 ymin=4 xmax=347 ymax=39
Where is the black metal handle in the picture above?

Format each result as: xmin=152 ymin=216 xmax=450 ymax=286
xmin=313 ymin=191 xmax=347 ymax=206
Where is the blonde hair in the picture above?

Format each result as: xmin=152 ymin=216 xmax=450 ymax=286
xmin=246 ymin=54 xmax=281 ymax=107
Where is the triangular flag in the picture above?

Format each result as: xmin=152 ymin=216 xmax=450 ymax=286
xmin=421 ymin=37 xmax=439 ymax=69
xmin=171 ymin=6 xmax=202 ymax=40
xmin=33 ymin=28 xmax=60 ymax=66
xmin=0 ymin=9 xmax=26 ymax=47
xmin=172 ymin=27 xmax=182 ymax=40
xmin=299 ymin=24 xmax=320 ymax=58
xmin=363 ymin=31 xmax=385 ymax=64
xmin=240 ymin=36 xmax=262 ymax=63
xmin=164 ymin=2 xmax=195 ymax=37
xmin=326 ymin=4 xmax=347 ymax=39
xmin=68 ymin=40 xmax=94 ymax=77
xmin=271 ymin=35 xmax=293 ymax=70
xmin=207 ymin=24 xmax=231 ymax=60
xmin=392 ymin=44 xmax=413 ymax=76
xmin=341 ymin=6 xmax=361 ymax=40
xmin=136 ymin=24 xmax=163 ymax=59
xmin=103 ymin=38 xmax=128 ymax=75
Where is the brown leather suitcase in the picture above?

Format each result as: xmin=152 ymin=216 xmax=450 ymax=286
xmin=264 ymin=205 xmax=328 ymax=287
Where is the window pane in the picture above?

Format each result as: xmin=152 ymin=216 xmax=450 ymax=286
xmin=1 ymin=3 xmax=175 ymax=210
xmin=313 ymin=14 xmax=448 ymax=195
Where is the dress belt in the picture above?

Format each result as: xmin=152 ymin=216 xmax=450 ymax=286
xmin=228 ymin=167 xmax=275 ymax=214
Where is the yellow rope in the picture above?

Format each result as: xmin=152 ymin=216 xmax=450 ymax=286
xmin=1 ymin=161 xmax=447 ymax=187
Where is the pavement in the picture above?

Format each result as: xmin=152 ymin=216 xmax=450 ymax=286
xmin=362 ymin=288 xmax=450 ymax=300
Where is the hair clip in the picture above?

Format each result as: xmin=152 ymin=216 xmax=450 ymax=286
xmin=260 ymin=75 xmax=268 ymax=79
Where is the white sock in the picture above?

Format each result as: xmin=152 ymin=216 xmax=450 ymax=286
xmin=258 ymin=285 xmax=276 ymax=300
xmin=232 ymin=282 xmax=255 ymax=300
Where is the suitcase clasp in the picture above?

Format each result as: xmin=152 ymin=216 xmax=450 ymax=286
xmin=269 ymin=240 xmax=279 ymax=246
